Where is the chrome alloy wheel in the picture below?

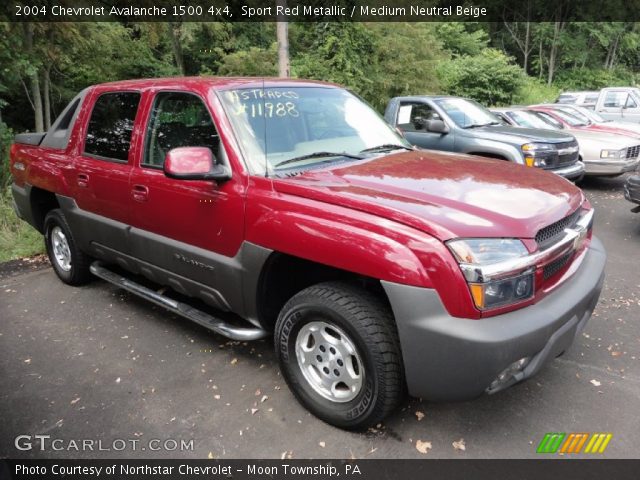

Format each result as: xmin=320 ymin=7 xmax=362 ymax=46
xmin=51 ymin=226 xmax=72 ymax=272
xmin=295 ymin=320 xmax=364 ymax=402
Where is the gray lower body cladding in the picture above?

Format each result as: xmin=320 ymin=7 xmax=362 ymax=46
xmin=382 ymin=236 xmax=606 ymax=402
xmin=55 ymin=194 xmax=272 ymax=328
xmin=11 ymin=183 xmax=35 ymax=226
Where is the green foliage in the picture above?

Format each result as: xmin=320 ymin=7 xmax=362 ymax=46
xmin=435 ymin=23 xmax=489 ymax=57
xmin=0 ymin=188 xmax=44 ymax=262
xmin=0 ymin=121 xmax=12 ymax=189
xmin=438 ymin=49 xmax=524 ymax=106
xmin=554 ymin=67 xmax=637 ymax=90
xmin=365 ymin=23 xmax=444 ymax=111
xmin=292 ymin=23 xmax=376 ymax=99
xmin=513 ymin=77 xmax=560 ymax=105
xmin=218 ymin=45 xmax=278 ymax=76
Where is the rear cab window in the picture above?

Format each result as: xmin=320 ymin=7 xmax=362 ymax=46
xmin=83 ymin=91 xmax=141 ymax=162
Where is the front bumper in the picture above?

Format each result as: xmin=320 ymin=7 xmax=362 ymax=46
xmin=382 ymin=236 xmax=606 ymax=402
xmin=548 ymin=161 xmax=585 ymax=181
xmin=584 ymin=157 xmax=639 ymax=176
xmin=624 ymin=175 xmax=640 ymax=206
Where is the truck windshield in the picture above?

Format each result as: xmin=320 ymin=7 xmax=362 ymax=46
xmin=218 ymin=86 xmax=409 ymax=175
xmin=547 ymin=109 xmax=589 ymax=127
xmin=570 ymin=106 xmax=606 ymax=123
xmin=554 ymin=107 xmax=593 ymax=125
xmin=433 ymin=98 xmax=501 ymax=128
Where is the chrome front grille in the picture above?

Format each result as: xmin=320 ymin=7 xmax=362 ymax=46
xmin=626 ymin=145 xmax=640 ymax=159
xmin=556 ymin=140 xmax=580 ymax=166
xmin=535 ymin=209 xmax=581 ymax=249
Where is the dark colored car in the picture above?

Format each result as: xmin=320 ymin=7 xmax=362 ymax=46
xmin=624 ymin=175 xmax=640 ymax=212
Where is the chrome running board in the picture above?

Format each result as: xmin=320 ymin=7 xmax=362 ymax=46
xmin=90 ymin=262 xmax=268 ymax=341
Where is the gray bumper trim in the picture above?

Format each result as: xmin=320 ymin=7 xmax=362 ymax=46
xmin=550 ymin=161 xmax=585 ymax=180
xmin=382 ymin=237 xmax=606 ymax=402
xmin=584 ymin=157 xmax=639 ymax=176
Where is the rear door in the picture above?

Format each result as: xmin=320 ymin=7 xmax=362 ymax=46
xmin=70 ymin=90 xmax=142 ymax=254
xmin=127 ymin=90 xmax=245 ymax=301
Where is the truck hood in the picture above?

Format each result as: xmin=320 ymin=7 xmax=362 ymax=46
xmin=462 ymin=125 xmax=575 ymax=145
xmin=273 ymin=150 xmax=584 ymax=241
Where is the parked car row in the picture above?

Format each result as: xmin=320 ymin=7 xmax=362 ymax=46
xmin=384 ymin=93 xmax=640 ymax=214
xmin=492 ymin=104 xmax=640 ymax=177
xmin=555 ymin=87 xmax=640 ymax=123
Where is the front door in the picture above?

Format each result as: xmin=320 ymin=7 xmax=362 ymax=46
xmin=127 ymin=90 xmax=245 ymax=304
xmin=598 ymin=90 xmax=640 ymax=123
xmin=396 ymin=101 xmax=455 ymax=151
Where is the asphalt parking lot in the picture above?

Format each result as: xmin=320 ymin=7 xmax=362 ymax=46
xmin=1 ymin=175 xmax=639 ymax=459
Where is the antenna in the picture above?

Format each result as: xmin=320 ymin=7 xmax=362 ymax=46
xmin=263 ymin=77 xmax=268 ymax=178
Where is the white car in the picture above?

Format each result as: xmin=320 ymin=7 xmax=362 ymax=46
xmin=492 ymin=107 xmax=640 ymax=177
xmin=556 ymin=91 xmax=600 ymax=109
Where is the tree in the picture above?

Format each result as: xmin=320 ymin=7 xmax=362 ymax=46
xmin=435 ymin=23 xmax=489 ymax=57
xmin=292 ymin=23 xmax=377 ymax=99
xmin=437 ymin=49 xmax=524 ymax=106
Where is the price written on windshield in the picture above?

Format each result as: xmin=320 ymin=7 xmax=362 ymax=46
xmin=228 ymin=90 xmax=301 ymax=118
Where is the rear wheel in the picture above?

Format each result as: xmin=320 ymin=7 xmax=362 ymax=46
xmin=275 ymin=282 xmax=404 ymax=429
xmin=44 ymin=209 xmax=92 ymax=285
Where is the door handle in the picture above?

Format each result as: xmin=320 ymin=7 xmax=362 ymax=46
xmin=131 ymin=184 xmax=149 ymax=202
xmin=77 ymin=173 xmax=89 ymax=188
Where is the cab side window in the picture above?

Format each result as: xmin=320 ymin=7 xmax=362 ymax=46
xmin=397 ymin=102 xmax=440 ymax=132
xmin=84 ymin=92 xmax=141 ymax=162
xmin=603 ymin=91 xmax=636 ymax=108
xmin=143 ymin=92 xmax=220 ymax=168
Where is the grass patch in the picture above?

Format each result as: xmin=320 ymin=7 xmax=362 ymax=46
xmin=0 ymin=187 xmax=44 ymax=263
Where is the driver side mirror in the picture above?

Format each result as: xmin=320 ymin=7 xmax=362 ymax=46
xmin=164 ymin=147 xmax=231 ymax=182
xmin=425 ymin=119 xmax=449 ymax=134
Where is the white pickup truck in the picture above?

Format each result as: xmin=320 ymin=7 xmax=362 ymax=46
xmin=592 ymin=87 xmax=640 ymax=123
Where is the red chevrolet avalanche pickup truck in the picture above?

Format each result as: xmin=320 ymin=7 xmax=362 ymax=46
xmin=10 ymin=77 xmax=606 ymax=429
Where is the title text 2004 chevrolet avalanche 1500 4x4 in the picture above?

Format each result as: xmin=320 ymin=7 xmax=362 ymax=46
xmin=10 ymin=78 xmax=606 ymax=429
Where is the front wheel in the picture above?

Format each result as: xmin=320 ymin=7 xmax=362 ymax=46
xmin=275 ymin=282 xmax=404 ymax=429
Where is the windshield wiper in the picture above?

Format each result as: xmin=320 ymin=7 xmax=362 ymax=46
xmin=462 ymin=121 xmax=501 ymax=129
xmin=359 ymin=144 xmax=413 ymax=153
xmin=273 ymin=151 xmax=364 ymax=169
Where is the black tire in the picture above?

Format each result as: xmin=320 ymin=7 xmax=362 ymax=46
xmin=44 ymin=209 xmax=92 ymax=286
xmin=274 ymin=282 xmax=404 ymax=430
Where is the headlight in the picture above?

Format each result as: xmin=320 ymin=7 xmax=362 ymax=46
xmin=448 ymin=238 xmax=528 ymax=264
xmin=600 ymin=149 xmax=625 ymax=159
xmin=447 ymin=238 xmax=534 ymax=310
xmin=522 ymin=143 xmax=554 ymax=152
xmin=469 ymin=270 xmax=534 ymax=310
xmin=522 ymin=143 xmax=555 ymax=167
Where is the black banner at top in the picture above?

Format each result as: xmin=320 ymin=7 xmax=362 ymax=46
xmin=2 ymin=0 xmax=640 ymax=22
